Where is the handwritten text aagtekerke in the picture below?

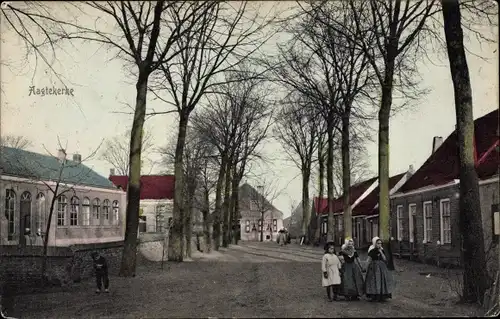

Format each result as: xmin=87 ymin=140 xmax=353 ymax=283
xmin=29 ymin=86 xmax=75 ymax=97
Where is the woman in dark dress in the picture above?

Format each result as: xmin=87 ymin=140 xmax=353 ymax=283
xmin=339 ymin=238 xmax=365 ymax=300
xmin=364 ymin=236 xmax=393 ymax=302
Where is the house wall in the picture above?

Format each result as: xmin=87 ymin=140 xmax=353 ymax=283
xmin=390 ymin=178 xmax=499 ymax=271
xmin=139 ymin=199 xmax=173 ymax=233
xmin=240 ymin=210 xmax=283 ymax=242
xmin=0 ymin=177 xmax=126 ymax=247
xmin=0 ymin=241 xmax=124 ymax=290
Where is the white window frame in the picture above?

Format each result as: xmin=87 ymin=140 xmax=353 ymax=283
xmin=57 ymin=195 xmax=68 ymax=227
xmin=245 ymin=220 xmax=250 ymax=233
xmin=272 ymin=219 xmax=277 ymax=232
xmin=408 ymin=203 xmax=417 ymax=243
xmin=440 ymin=199 xmax=451 ymax=244
xmin=5 ymin=189 xmax=16 ymax=240
xmin=423 ymin=201 xmax=433 ymax=243
xmin=82 ymin=197 xmax=91 ymax=226
xmin=112 ymin=200 xmax=119 ymax=225
xmin=70 ymin=196 xmax=79 ymax=226
xmin=396 ymin=205 xmax=403 ymax=241
xmin=36 ymin=193 xmax=46 ymax=232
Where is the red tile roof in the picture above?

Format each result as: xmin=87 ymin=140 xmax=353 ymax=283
xmin=313 ymin=176 xmax=378 ymax=216
xmin=352 ymin=172 xmax=407 ymax=217
xmin=399 ymin=109 xmax=499 ymax=193
xmin=109 ymin=175 xmax=175 ymax=200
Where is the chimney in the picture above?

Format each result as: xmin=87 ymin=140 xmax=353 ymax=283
xmin=432 ymin=136 xmax=443 ymax=154
xmin=110 ymin=168 xmax=115 ymax=176
xmin=57 ymin=149 xmax=66 ymax=162
xmin=408 ymin=164 xmax=415 ymax=175
xmin=72 ymin=153 xmax=82 ymax=163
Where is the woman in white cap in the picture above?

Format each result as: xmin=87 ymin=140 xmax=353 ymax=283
xmin=364 ymin=236 xmax=393 ymax=302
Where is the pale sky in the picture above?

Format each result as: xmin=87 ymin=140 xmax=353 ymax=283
xmin=1 ymin=2 xmax=498 ymax=218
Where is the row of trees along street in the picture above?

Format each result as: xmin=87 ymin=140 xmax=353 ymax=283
xmin=1 ymin=0 xmax=497 ymax=307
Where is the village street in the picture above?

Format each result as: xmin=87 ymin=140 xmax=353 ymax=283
xmin=11 ymin=242 xmax=481 ymax=318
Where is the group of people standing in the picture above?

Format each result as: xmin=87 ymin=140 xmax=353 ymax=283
xmin=321 ymin=236 xmax=393 ymax=302
xmin=276 ymin=228 xmax=290 ymax=246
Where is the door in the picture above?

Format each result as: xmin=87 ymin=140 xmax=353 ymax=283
xmin=20 ymin=192 xmax=32 ymax=247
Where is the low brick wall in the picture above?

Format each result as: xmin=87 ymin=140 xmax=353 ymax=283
xmin=0 ymin=241 xmax=124 ymax=291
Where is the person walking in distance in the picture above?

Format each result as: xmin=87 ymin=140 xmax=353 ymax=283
xmin=322 ymin=242 xmax=342 ymax=301
xmin=91 ymin=252 xmax=110 ymax=293
xmin=364 ymin=237 xmax=393 ymax=302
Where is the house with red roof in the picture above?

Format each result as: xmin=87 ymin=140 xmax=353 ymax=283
xmin=352 ymin=171 xmax=412 ymax=248
xmin=109 ymin=173 xmax=175 ymax=233
xmin=390 ymin=109 xmax=499 ymax=269
xmin=310 ymin=169 xmax=412 ymax=247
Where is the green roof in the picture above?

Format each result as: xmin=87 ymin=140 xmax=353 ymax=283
xmin=0 ymin=146 xmax=115 ymax=189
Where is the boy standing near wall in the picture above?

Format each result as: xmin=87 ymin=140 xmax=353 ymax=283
xmin=91 ymin=252 xmax=110 ymax=293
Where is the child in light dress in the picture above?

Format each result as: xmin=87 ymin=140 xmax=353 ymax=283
xmin=321 ymin=242 xmax=342 ymax=301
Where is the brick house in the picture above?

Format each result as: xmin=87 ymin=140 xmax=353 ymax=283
xmin=109 ymin=174 xmax=175 ymax=233
xmin=238 ymin=183 xmax=284 ymax=242
xmin=390 ymin=109 xmax=499 ymax=270
xmin=352 ymin=170 xmax=412 ymax=248
xmin=313 ymin=176 xmax=379 ymax=246
xmin=0 ymin=147 xmax=126 ymax=247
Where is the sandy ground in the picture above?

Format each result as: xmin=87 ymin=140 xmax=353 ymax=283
xmin=9 ymin=242 xmax=482 ymax=318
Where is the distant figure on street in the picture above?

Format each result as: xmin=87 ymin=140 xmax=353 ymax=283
xmin=277 ymin=229 xmax=286 ymax=246
xmin=321 ymin=242 xmax=342 ymax=301
xmin=364 ymin=237 xmax=393 ymax=302
xmin=91 ymin=252 xmax=110 ymax=294
xmin=285 ymin=229 xmax=291 ymax=244
xmin=339 ymin=238 xmax=365 ymax=300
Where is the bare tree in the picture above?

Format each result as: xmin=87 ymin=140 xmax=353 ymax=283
xmin=252 ymin=179 xmax=284 ymax=242
xmin=100 ymin=129 xmax=154 ymax=175
xmin=441 ymin=0 xmax=489 ymax=304
xmin=0 ymin=135 xmax=33 ymax=150
xmin=3 ymin=1 xmax=218 ymax=276
xmin=160 ymin=127 xmax=215 ymax=258
xmin=300 ymin=0 xmax=438 ymax=269
xmin=191 ymin=70 xmax=273 ymax=249
xmin=274 ymin=92 xmax=319 ymax=239
xmin=148 ymin=2 xmax=277 ymax=261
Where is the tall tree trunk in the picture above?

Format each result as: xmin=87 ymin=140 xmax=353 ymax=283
xmin=313 ymin=138 xmax=326 ymax=244
xmin=41 ymin=182 xmax=61 ymax=279
xmin=378 ymin=53 xmax=396 ymax=271
xmin=213 ymin=157 xmax=227 ymax=250
xmin=230 ymin=163 xmax=239 ymax=244
xmin=222 ymin=160 xmax=232 ymax=247
xmin=232 ymin=175 xmax=241 ymax=245
xmin=120 ymin=75 xmax=148 ymax=275
xmin=301 ymin=169 xmax=311 ymax=238
xmin=184 ymin=204 xmax=193 ymax=258
xmin=442 ymin=0 xmax=489 ymax=303
xmin=168 ymin=114 xmax=189 ymax=262
xmin=342 ymin=112 xmax=352 ymax=242
xmin=326 ymin=121 xmax=335 ymax=243
xmin=202 ymin=188 xmax=212 ymax=253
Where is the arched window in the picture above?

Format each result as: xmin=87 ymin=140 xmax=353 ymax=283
xmin=57 ymin=195 xmax=68 ymax=226
xmin=82 ymin=197 xmax=90 ymax=226
xmin=5 ymin=189 xmax=16 ymax=240
xmin=21 ymin=191 xmax=32 ymax=234
xmin=36 ymin=193 xmax=46 ymax=233
xmin=112 ymin=200 xmax=119 ymax=225
xmin=70 ymin=196 xmax=79 ymax=226
xmin=92 ymin=198 xmax=100 ymax=225
xmin=103 ymin=199 xmax=110 ymax=224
